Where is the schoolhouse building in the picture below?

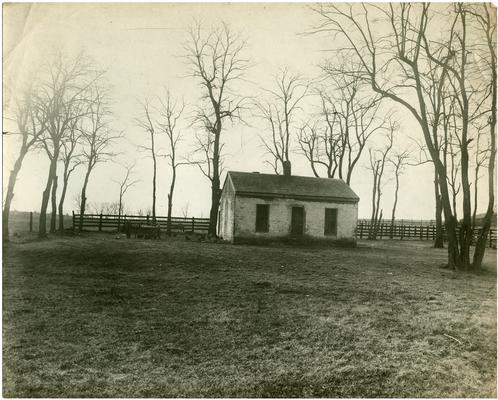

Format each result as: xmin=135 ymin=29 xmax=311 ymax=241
xmin=218 ymin=162 xmax=359 ymax=244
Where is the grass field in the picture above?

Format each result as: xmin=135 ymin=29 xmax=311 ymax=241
xmin=3 ymin=234 xmax=496 ymax=397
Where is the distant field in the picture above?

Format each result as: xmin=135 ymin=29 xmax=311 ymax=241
xmin=7 ymin=211 xmax=74 ymax=234
xmin=3 ymin=235 xmax=496 ymax=397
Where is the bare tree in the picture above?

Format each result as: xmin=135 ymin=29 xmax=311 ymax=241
xmin=78 ymin=84 xmax=119 ymax=232
xmin=36 ymin=53 xmax=99 ymax=237
xmin=3 ymin=86 xmax=47 ymax=240
xmin=446 ymin=141 xmax=461 ymax=222
xmin=181 ymin=202 xmax=190 ymax=219
xmin=136 ymin=99 xmax=159 ymax=223
xmin=257 ymin=68 xmax=309 ymax=173
xmin=185 ymin=21 xmax=250 ymax=237
xmin=88 ymin=201 xmax=120 ymax=215
xmin=157 ymin=90 xmax=187 ymax=236
xmin=72 ymin=193 xmax=82 ymax=212
xmin=471 ymin=126 xmax=490 ymax=231
xmin=312 ymin=3 xmax=492 ymax=269
xmin=297 ymin=120 xmax=333 ymax=178
xmin=57 ymin=116 xmax=83 ymax=231
xmin=408 ymin=134 xmax=446 ymax=249
xmin=389 ymin=150 xmax=410 ymax=238
xmin=367 ymin=126 xmax=394 ymax=240
xmin=300 ymin=63 xmax=385 ymax=184
xmin=470 ymin=3 xmax=496 ymax=268
xmin=114 ymin=162 xmax=139 ymax=231
xmin=407 ymin=141 xmax=445 ymax=248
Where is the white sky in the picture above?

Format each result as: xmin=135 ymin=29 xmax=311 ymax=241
xmin=2 ymin=3 xmax=490 ymax=220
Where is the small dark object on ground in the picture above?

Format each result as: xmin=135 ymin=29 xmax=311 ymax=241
xmin=126 ymin=222 xmax=161 ymax=239
xmin=185 ymin=232 xmax=206 ymax=242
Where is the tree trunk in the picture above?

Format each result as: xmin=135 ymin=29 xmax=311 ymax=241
xmin=167 ymin=194 xmax=173 ymax=236
xmin=436 ymin=158 xmax=461 ymax=269
xmin=472 ymin=174 xmax=495 ymax=271
xmin=472 ymin=109 xmax=495 ymax=267
xmin=459 ymin=141 xmax=473 ymax=268
xmin=117 ymin=196 xmax=123 ymax=231
xmin=411 ymin=72 xmax=460 ymax=268
xmin=472 ymin=163 xmax=480 ymax=231
xmin=167 ymin=166 xmax=176 ymax=237
xmin=208 ymin=178 xmax=221 ymax=237
xmin=50 ymin=175 xmax=58 ymax=233
xmin=390 ymin=173 xmax=399 ymax=239
xmin=79 ymin=165 xmax=92 ymax=232
xmin=374 ymin=209 xmax=383 ymax=239
xmin=473 ymin=205 xmax=495 ymax=269
xmin=369 ymin=168 xmax=378 ymax=240
xmin=472 ymin=5 xmax=496 ymax=269
xmin=434 ymin=169 xmax=444 ymax=248
xmin=58 ymin=158 xmax=75 ymax=231
xmin=372 ymin=170 xmax=382 ymax=240
xmin=346 ymin=168 xmax=352 ymax=185
xmin=58 ymin=172 xmax=71 ymax=231
xmin=208 ymin=132 xmax=221 ymax=237
xmin=3 ymin=147 xmax=28 ymax=241
xmin=39 ymin=157 xmax=57 ymax=237
xmin=151 ymin=133 xmax=157 ymax=224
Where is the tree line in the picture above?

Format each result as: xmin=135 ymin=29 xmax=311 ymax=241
xmin=4 ymin=53 xmax=119 ymax=239
xmin=311 ymin=3 xmax=496 ymax=270
xmin=4 ymin=4 xmax=496 ymax=271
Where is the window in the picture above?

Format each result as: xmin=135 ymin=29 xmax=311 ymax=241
xmin=255 ymin=204 xmax=270 ymax=232
xmin=324 ymin=208 xmax=338 ymax=235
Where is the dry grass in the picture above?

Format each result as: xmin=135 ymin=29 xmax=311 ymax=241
xmin=3 ymin=233 xmax=496 ymax=397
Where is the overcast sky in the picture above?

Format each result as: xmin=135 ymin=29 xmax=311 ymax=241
xmin=3 ymin=3 xmax=489 ymax=220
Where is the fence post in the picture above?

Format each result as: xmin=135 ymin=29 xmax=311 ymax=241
xmin=359 ymin=222 xmax=363 ymax=239
xmin=29 ymin=212 xmax=33 ymax=232
xmin=99 ymin=213 xmax=103 ymax=232
xmin=191 ymin=217 xmax=195 ymax=233
xmin=147 ymin=214 xmax=150 ymax=224
xmin=72 ymin=211 xmax=75 ymax=230
xmin=489 ymin=228 xmax=493 ymax=248
xmin=119 ymin=215 xmax=126 ymax=232
xmin=401 ymin=225 xmax=404 ymax=241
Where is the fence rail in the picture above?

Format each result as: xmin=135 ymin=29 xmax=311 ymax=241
xmin=356 ymin=221 xmax=497 ymax=248
xmin=68 ymin=213 xmax=496 ymax=247
xmin=72 ymin=212 xmax=210 ymax=233
xmin=358 ymin=218 xmax=439 ymax=226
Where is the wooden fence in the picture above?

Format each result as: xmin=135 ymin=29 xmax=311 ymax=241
xmin=72 ymin=212 xmax=210 ymax=233
xmin=67 ymin=213 xmax=496 ymax=247
xmin=358 ymin=218 xmax=439 ymax=226
xmin=356 ymin=220 xmax=497 ymax=248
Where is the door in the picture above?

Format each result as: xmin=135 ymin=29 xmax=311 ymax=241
xmin=291 ymin=207 xmax=304 ymax=236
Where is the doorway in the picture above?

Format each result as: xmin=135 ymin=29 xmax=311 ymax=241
xmin=291 ymin=206 xmax=304 ymax=236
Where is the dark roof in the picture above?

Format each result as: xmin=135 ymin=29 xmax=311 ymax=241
xmin=226 ymin=171 xmax=359 ymax=203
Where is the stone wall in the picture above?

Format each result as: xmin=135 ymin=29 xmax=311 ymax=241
xmin=233 ymin=195 xmax=358 ymax=241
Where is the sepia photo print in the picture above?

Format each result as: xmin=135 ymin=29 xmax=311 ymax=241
xmin=3 ymin=2 xmax=497 ymax=397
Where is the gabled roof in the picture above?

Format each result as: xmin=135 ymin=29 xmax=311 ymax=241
xmin=226 ymin=171 xmax=359 ymax=203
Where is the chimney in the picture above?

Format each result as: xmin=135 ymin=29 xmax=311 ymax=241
xmin=283 ymin=161 xmax=291 ymax=177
